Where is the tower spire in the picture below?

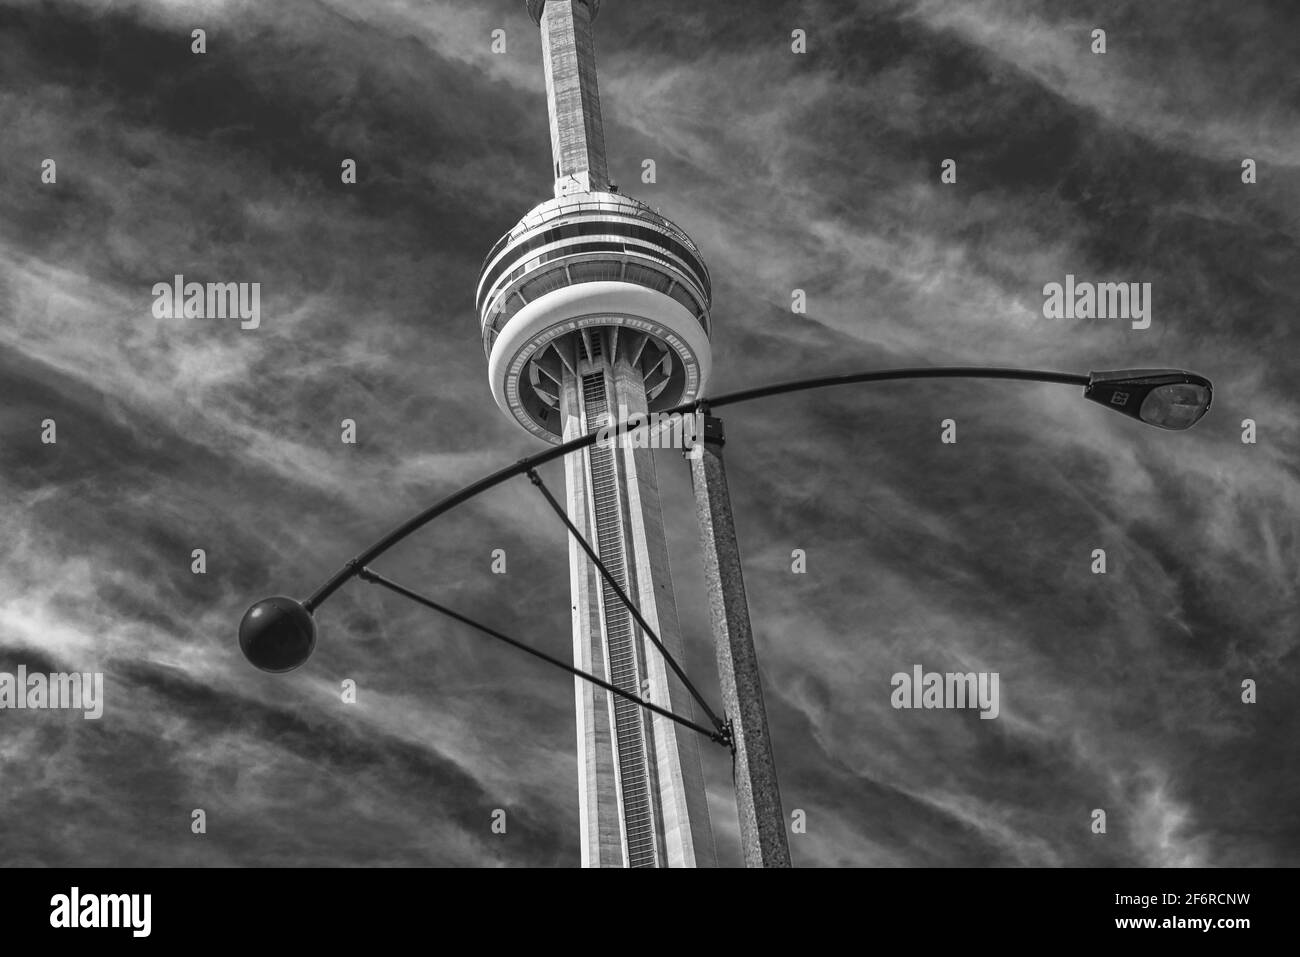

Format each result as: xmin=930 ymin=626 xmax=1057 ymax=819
xmin=528 ymin=0 xmax=609 ymax=197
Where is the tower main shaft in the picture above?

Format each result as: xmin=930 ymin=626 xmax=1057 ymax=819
xmin=560 ymin=332 xmax=714 ymax=867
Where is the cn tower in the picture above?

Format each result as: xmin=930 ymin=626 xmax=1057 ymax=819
xmin=476 ymin=0 xmax=716 ymax=867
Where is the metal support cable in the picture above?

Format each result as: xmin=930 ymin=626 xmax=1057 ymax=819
xmin=525 ymin=467 xmax=727 ymax=735
xmin=356 ymin=565 xmax=730 ymax=747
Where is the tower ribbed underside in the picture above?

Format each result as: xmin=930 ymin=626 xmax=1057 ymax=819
xmin=561 ymin=327 xmax=716 ymax=867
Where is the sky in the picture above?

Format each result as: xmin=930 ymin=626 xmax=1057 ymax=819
xmin=0 ymin=0 xmax=1297 ymax=867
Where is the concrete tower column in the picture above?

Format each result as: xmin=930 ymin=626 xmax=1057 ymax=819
xmin=555 ymin=336 xmax=716 ymax=867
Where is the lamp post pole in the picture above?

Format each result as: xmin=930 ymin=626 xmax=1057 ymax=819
xmin=689 ymin=414 xmax=791 ymax=867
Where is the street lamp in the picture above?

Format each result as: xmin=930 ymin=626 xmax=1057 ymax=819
xmin=1082 ymin=369 xmax=1213 ymax=430
xmin=239 ymin=364 xmax=1212 ymax=866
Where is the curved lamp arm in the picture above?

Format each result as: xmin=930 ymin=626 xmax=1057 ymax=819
xmin=304 ymin=365 xmax=1200 ymax=611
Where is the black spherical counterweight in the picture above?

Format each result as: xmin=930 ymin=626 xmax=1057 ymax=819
xmin=239 ymin=596 xmax=317 ymax=673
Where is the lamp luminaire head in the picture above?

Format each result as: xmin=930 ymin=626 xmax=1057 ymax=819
xmin=1084 ymin=369 xmax=1213 ymax=431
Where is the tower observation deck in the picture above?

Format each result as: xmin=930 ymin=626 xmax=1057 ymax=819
xmin=477 ymin=0 xmax=716 ymax=867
